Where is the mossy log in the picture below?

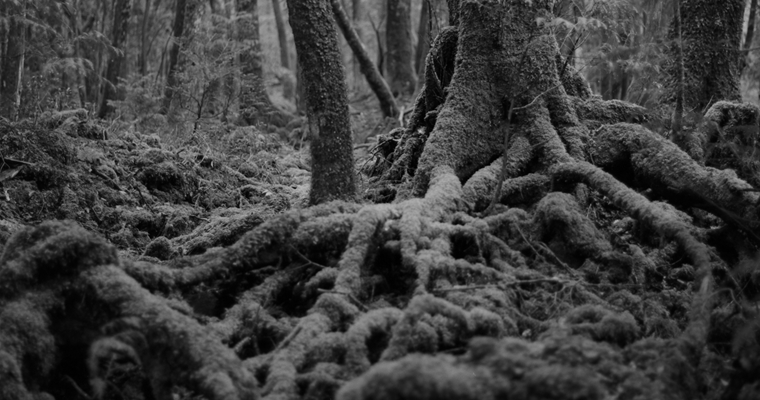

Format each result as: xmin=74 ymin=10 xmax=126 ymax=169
xmin=6 ymin=0 xmax=760 ymax=399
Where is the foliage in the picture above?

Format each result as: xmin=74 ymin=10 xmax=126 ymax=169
xmin=170 ymin=15 xmax=243 ymax=130
xmin=550 ymin=0 xmax=676 ymax=106
xmin=1 ymin=0 xmax=115 ymax=118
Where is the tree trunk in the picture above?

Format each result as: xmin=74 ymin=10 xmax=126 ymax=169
xmin=272 ymin=0 xmax=291 ymax=70
xmin=139 ymin=0 xmax=152 ymax=76
xmin=386 ymin=0 xmax=417 ymax=97
xmin=664 ymin=0 xmax=744 ymax=112
xmin=671 ymin=1 xmax=686 ymax=149
xmin=98 ymin=0 xmax=132 ymax=118
xmin=161 ymin=0 xmax=198 ymax=115
xmin=70 ymin=0 xmax=88 ymax=108
xmin=742 ymin=0 xmax=758 ymax=70
xmin=332 ymin=0 xmax=399 ymax=117
xmin=0 ymin=8 xmax=25 ymax=121
xmin=287 ymin=0 xmax=356 ymax=204
xmin=238 ymin=0 xmax=289 ymax=126
xmin=414 ymin=0 xmax=430 ymax=75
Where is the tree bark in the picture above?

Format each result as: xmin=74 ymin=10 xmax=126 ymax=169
xmin=386 ymin=0 xmax=417 ymax=97
xmin=272 ymin=0 xmax=291 ymax=70
xmin=664 ymin=0 xmax=744 ymax=112
xmin=98 ymin=0 xmax=132 ymax=118
xmin=0 ymin=9 xmax=25 ymax=121
xmin=742 ymin=0 xmax=758 ymax=70
xmin=139 ymin=0 xmax=151 ymax=76
xmin=671 ymin=1 xmax=686 ymax=150
xmin=287 ymin=0 xmax=356 ymax=204
xmin=238 ymin=0 xmax=289 ymax=126
xmin=332 ymin=0 xmax=399 ymax=117
xmin=161 ymin=0 xmax=198 ymax=115
xmin=414 ymin=0 xmax=430 ymax=75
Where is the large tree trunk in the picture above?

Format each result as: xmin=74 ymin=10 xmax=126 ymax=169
xmin=287 ymin=0 xmax=356 ymax=204
xmin=0 ymin=6 xmax=26 ymax=121
xmin=332 ymin=0 xmax=399 ymax=117
xmin=386 ymin=0 xmax=417 ymax=97
xmin=663 ymin=0 xmax=743 ymax=112
xmin=98 ymin=0 xmax=132 ymax=119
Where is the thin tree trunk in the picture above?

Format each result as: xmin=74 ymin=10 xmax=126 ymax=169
xmin=332 ymin=0 xmax=399 ymax=117
xmin=140 ymin=0 xmax=151 ymax=77
xmin=746 ymin=0 xmax=758 ymax=50
xmin=742 ymin=0 xmax=758 ymax=70
xmin=287 ymin=0 xmax=356 ymax=204
xmin=70 ymin=0 xmax=88 ymax=108
xmin=670 ymin=0 xmax=693 ymax=159
xmin=0 ymin=3 xmax=5 ymax=88
xmin=161 ymin=0 xmax=195 ymax=114
xmin=238 ymin=0 xmax=287 ymax=125
xmin=386 ymin=0 xmax=417 ymax=97
xmin=350 ymin=0 xmax=363 ymax=90
xmin=272 ymin=0 xmax=290 ymax=70
xmin=98 ymin=0 xmax=132 ymax=118
xmin=1 ymin=6 xmax=26 ymax=120
xmin=414 ymin=0 xmax=430 ymax=75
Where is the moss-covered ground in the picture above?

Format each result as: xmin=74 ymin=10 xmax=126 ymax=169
xmin=5 ymin=1 xmax=760 ymax=399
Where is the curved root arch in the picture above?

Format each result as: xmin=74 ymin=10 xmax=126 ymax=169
xmin=4 ymin=0 xmax=760 ymax=399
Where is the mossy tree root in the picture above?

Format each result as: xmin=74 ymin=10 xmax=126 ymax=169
xmin=0 ymin=222 xmax=258 ymax=400
xmin=550 ymin=161 xmax=713 ymax=353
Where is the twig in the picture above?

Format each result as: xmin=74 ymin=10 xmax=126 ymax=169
xmin=514 ymin=224 xmax=572 ymax=271
xmin=233 ymin=336 xmax=251 ymax=356
xmin=289 ymin=244 xmax=329 ymax=269
xmin=90 ymin=167 xmax=123 ymax=191
xmin=432 ymin=284 xmax=497 ymax=293
xmin=65 ymin=375 xmax=92 ymax=400
xmin=273 ymin=325 xmax=302 ymax=353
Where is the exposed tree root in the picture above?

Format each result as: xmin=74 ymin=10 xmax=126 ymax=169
xmin=6 ymin=0 xmax=760 ymax=399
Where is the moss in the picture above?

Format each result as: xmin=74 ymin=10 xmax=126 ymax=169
xmin=590 ymin=123 xmax=760 ymax=236
xmin=533 ymin=192 xmax=613 ymax=266
xmin=462 ymin=135 xmax=534 ymax=210
xmin=137 ymin=161 xmax=184 ymax=190
xmin=173 ymin=209 xmax=265 ymax=255
xmin=411 ymin=0 xmax=509 ymax=193
xmin=0 ymin=294 xmax=57 ymax=400
xmin=344 ymin=308 xmax=403 ymax=373
xmin=560 ymin=304 xmax=641 ymax=347
xmin=697 ymin=101 xmax=760 ymax=186
xmin=662 ymin=0 xmax=743 ymax=111
xmin=337 ymin=354 xmax=487 ymax=400
xmin=83 ymin=265 xmax=259 ymax=400
xmin=143 ymin=236 xmax=177 ymax=260
xmin=0 ymin=220 xmax=118 ymax=298
xmin=572 ymin=96 xmax=650 ymax=129
xmin=334 ymin=205 xmax=396 ymax=295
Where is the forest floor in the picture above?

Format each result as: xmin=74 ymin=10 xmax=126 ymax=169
xmin=0 ymin=94 xmax=755 ymax=400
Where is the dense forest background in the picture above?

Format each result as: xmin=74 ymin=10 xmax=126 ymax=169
xmin=8 ymin=1 xmax=760 ymax=400
xmin=3 ymin=0 xmax=759 ymax=127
